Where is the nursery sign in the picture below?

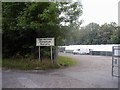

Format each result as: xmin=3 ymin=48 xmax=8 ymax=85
xmin=36 ymin=38 xmax=54 ymax=46
xmin=36 ymin=38 xmax=54 ymax=61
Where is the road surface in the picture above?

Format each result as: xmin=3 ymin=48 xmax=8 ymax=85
xmin=2 ymin=53 xmax=118 ymax=88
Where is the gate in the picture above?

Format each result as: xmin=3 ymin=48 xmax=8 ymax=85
xmin=112 ymin=46 xmax=120 ymax=77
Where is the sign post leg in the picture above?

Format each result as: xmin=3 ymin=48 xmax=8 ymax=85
xmin=51 ymin=46 xmax=53 ymax=62
xmin=39 ymin=46 xmax=41 ymax=61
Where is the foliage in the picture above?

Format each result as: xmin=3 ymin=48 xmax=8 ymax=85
xmin=3 ymin=2 xmax=119 ymax=59
xmin=64 ymin=22 xmax=119 ymax=45
xmin=58 ymin=2 xmax=83 ymax=45
xmin=2 ymin=2 xmax=83 ymax=58
xmin=0 ymin=59 xmax=1 ymax=67
xmin=2 ymin=56 xmax=76 ymax=70
xmin=57 ymin=56 xmax=76 ymax=66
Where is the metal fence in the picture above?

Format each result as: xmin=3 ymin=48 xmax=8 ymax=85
xmin=91 ymin=51 xmax=112 ymax=56
xmin=112 ymin=46 xmax=120 ymax=77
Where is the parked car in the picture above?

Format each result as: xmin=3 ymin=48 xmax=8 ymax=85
xmin=72 ymin=48 xmax=90 ymax=55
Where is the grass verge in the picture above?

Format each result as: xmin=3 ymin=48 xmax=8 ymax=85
xmin=2 ymin=56 xmax=76 ymax=70
xmin=0 ymin=59 xmax=1 ymax=67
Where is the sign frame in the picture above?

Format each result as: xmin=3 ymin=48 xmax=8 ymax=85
xmin=36 ymin=38 xmax=55 ymax=62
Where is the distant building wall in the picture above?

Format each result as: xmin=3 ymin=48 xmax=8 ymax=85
xmin=60 ymin=44 xmax=119 ymax=56
xmin=91 ymin=51 xmax=112 ymax=56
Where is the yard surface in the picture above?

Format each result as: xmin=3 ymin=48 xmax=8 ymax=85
xmin=2 ymin=53 xmax=118 ymax=88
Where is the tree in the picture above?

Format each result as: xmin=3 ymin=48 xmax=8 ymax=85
xmin=66 ymin=22 xmax=118 ymax=45
xmin=83 ymin=23 xmax=100 ymax=44
xmin=97 ymin=23 xmax=116 ymax=44
xmin=57 ymin=2 xmax=83 ymax=45
xmin=2 ymin=2 xmax=83 ymax=58
xmin=110 ymin=22 xmax=119 ymax=44
xmin=2 ymin=2 xmax=26 ymax=57
xmin=74 ymin=22 xmax=100 ymax=45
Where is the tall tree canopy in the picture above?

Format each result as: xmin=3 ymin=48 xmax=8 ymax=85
xmin=64 ymin=22 xmax=119 ymax=45
xmin=2 ymin=2 xmax=83 ymax=58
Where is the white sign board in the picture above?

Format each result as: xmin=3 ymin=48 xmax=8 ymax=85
xmin=113 ymin=46 xmax=120 ymax=56
xmin=36 ymin=38 xmax=54 ymax=46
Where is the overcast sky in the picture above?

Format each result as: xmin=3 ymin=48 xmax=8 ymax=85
xmin=79 ymin=0 xmax=119 ymax=26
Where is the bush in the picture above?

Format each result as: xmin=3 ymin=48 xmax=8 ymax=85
xmin=2 ymin=56 xmax=76 ymax=70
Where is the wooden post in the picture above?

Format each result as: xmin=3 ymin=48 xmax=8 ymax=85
xmin=51 ymin=46 xmax=53 ymax=63
xmin=39 ymin=46 xmax=41 ymax=61
xmin=54 ymin=46 xmax=58 ymax=64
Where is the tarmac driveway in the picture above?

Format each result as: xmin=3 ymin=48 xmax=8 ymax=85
xmin=2 ymin=53 xmax=118 ymax=88
xmin=58 ymin=53 xmax=118 ymax=88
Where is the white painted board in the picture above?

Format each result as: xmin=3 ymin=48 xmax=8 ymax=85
xmin=36 ymin=38 xmax=54 ymax=46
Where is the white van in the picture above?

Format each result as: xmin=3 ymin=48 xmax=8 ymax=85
xmin=72 ymin=48 xmax=90 ymax=55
